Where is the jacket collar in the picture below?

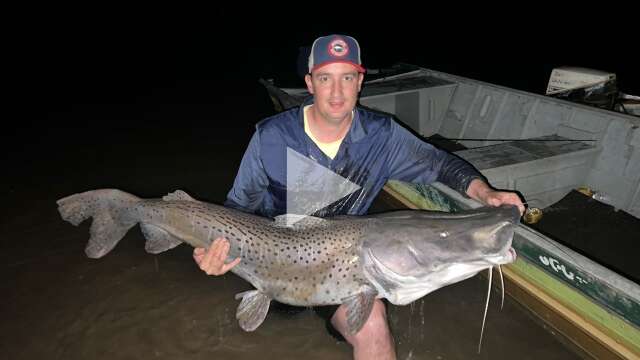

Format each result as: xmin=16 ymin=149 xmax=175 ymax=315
xmin=297 ymin=97 xmax=367 ymax=144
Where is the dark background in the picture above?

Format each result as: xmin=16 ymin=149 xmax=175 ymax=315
xmin=9 ymin=8 xmax=640 ymax=151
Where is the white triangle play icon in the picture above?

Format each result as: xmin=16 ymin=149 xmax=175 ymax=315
xmin=286 ymin=147 xmax=361 ymax=226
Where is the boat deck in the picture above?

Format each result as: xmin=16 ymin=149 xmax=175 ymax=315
xmin=454 ymin=135 xmax=595 ymax=170
xmin=529 ymin=190 xmax=640 ymax=284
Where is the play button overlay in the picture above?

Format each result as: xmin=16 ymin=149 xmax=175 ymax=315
xmin=286 ymin=147 xmax=361 ymax=226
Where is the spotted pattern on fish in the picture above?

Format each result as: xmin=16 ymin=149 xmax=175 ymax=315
xmin=57 ymin=188 xmax=519 ymax=335
xmin=134 ymin=200 xmax=370 ymax=306
xmin=58 ymin=190 xmax=372 ymax=306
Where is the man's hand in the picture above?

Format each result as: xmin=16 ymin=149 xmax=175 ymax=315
xmin=193 ymin=237 xmax=241 ymax=275
xmin=466 ymin=179 xmax=525 ymax=215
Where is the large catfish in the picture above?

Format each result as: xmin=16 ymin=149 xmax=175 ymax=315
xmin=57 ymin=189 xmax=518 ymax=335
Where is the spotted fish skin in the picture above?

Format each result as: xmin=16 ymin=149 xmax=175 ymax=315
xmin=57 ymin=189 xmax=372 ymax=307
xmin=137 ymin=199 xmax=371 ymax=306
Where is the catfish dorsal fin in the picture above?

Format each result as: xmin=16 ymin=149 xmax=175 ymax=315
xmin=162 ymin=190 xmax=197 ymax=202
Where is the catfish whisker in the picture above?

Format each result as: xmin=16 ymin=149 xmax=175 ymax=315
xmin=498 ymin=265 xmax=505 ymax=310
xmin=478 ymin=266 xmax=492 ymax=353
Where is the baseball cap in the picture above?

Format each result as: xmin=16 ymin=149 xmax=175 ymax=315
xmin=308 ymin=34 xmax=365 ymax=74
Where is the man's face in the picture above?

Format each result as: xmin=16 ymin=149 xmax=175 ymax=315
xmin=305 ymin=62 xmax=364 ymax=125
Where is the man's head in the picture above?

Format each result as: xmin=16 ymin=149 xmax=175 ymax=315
xmin=305 ymin=35 xmax=365 ymax=125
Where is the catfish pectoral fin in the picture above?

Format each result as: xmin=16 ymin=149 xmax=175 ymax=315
xmin=343 ymin=286 xmax=378 ymax=335
xmin=235 ymin=290 xmax=271 ymax=332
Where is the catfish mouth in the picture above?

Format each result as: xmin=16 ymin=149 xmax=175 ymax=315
xmin=363 ymin=245 xmax=517 ymax=306
xmin=368 ymin=243 xmax=516 ymax=279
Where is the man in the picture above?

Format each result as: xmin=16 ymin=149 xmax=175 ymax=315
xmin=194 ymin=34 xmax=524 ymax=360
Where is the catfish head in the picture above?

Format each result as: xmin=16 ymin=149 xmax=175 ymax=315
xmin=361 ymin=205 xmax=520 ymax=305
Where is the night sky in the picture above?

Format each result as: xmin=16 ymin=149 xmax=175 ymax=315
xmin=11 ymin=9 xmax=640 ymax=145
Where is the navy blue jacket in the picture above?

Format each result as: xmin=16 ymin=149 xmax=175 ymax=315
xmin=225 ymin=104 xmax=483 ymax=218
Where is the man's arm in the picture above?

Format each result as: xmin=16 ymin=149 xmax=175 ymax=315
xmin=386 ymin=122 xmax=481 ymax=193
xmin=386 ymin=122 xmax=524 ymax=214
xmin=195 ymin=131 xmax=269 ymax=276
xmin=224 ymin=131 xmax=270 ymax=213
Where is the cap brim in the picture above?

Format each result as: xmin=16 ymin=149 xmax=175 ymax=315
xmin=311 ymin=61 xmax=366 ymax=74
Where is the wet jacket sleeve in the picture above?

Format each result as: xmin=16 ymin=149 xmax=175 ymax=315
xmin=386 ymin=122 xmax=485 ymax=196
xmin=224 ymin=131 xmax=269 ymax=213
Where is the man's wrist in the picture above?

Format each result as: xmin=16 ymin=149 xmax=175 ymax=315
xmin=466 ymin=178 xmax=491 ymax=202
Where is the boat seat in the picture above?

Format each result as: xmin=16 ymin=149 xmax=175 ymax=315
xmin=454 ymin=135 xmax=601 ymax=209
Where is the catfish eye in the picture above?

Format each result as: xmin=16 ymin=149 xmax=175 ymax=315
xmin=439 ymin=231 xmax=449 ymax=238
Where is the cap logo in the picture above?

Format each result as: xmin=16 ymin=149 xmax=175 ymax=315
xmin=328 ymin=39 xmax=349 ymax=58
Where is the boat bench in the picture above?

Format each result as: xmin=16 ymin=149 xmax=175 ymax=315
xmin=454 ymin=135 xmax=601 ymax=209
